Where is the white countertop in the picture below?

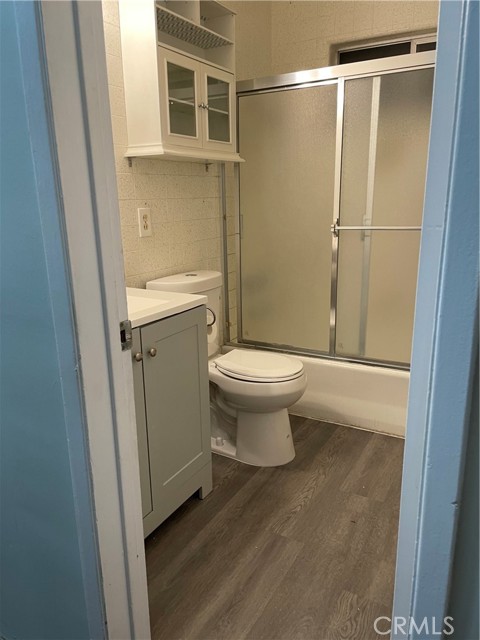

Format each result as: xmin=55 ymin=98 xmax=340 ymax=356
xmin=126 ymin=287 xmax=206 ymax=328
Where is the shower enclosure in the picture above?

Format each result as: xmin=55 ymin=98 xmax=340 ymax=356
xmin=232 ymin=52 xmax=435 ymax=368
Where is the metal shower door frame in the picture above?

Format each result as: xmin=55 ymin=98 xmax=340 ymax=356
xmin=232 ymin=51 xmax=435 ymax=370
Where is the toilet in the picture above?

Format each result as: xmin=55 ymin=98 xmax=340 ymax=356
xmin=146 ymin=271 xmax=307 ymax=466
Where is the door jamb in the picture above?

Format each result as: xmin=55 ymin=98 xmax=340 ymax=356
xmin=38 ymin=2 xmax=151 ymax=637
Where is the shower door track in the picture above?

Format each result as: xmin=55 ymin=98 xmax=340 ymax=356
xmin=228 ymin=51 xmax=435 ymax=370
xmin=227 ymin=338 xmax=411 ymax=372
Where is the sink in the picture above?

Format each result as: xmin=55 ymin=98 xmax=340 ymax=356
xmin=126 ymin=287 xmax=207 ymax=328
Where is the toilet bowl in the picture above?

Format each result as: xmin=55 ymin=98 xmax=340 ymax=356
xmin=146 ymin=271 xmax=307 ymax=466
xmin=209 ymin=349 xmax=307 ymax=466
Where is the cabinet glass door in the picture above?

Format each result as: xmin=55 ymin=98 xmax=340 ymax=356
xmin=167 ymin=61 xmax=197 ymax=137
xmin=160 ymin=49 xmax=201 ymax=147
xmin=167 ymin=62 xmax=197 ymax=137
xmin=204 ymin=68 xmax=234 ymax=150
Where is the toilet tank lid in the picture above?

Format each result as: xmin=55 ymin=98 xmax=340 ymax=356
xmin=146 ymin=270 xmax=222 ymax=294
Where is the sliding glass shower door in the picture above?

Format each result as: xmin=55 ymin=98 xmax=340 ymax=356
xmin=335 ymin=68 xmax=434 ymax=364
xmin=238 ymin=83 xmax=337 ymax=352
xmin=237 ymin=56 xmax=434 ymax=367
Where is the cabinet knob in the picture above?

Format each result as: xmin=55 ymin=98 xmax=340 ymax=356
xmin=149 ymin=347 xmax=157 ymax=357
xmin=134 ymin=352 xmax=143 ymax=362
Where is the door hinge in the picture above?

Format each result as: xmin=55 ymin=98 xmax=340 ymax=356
xmin=120 ymin=319 xmax=132 ymax=351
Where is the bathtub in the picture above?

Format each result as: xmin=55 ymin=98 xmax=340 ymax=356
xmin=224 ymin=346 xmax=409 ymax=438
xmin=290 ymin=355 xmax=409 ymax=437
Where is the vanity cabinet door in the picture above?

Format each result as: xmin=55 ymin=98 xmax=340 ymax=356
xmin=141 ymin=306 xmax=211 ymax=532
xmin=131 ymin=328 xmax=153 ymax=519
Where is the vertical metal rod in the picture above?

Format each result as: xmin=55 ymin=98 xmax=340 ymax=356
xmin=220 ymin=163 xmax=230 ymax=343
xmin=329 ymin=78 xmax=345 ymax=356
xmin=358 ymin=75 xmax=381 ymax=356
xmin=234 ymin=161 xmax=242 ymax=342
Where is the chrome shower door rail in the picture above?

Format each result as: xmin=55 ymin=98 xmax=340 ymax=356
xmin=329 ymin=77 xmax=344 ymax=357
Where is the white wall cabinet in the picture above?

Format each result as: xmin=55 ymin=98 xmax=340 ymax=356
xmin=119 ymin=0 xmax=243 ymax=162
xmin=158 ymin=47 xmax=236 ymax=155
xmin=132 ymin=306 xmax=212 ymax=537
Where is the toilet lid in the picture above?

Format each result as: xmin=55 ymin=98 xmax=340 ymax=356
xmin=214 ymin=349 xmax=304 ymax=382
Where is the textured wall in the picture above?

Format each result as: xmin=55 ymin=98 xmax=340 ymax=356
xmin=103 ymin=1 xmax=224 ymax=288
xmin=229 ymin=0 xmax=439 ymax=80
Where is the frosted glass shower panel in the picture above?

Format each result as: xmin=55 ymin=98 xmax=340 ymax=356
xmin=372 ymin=69 xmax=434 ymax=227
xmin=339 ymin=68 xmax=434 ymax=227
xmin=336 ymin=68 xmax=434 ymax=364
xmin=338 ymin=77 xmax=373 ymax=227
xmin=238 ymin=84 xmax=337 ymax=351
xmin=336 ymin=231 xmax=421 ymax=364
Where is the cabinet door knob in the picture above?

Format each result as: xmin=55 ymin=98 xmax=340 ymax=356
xmin=134 ymin=352 xmax=143 ymax=362
xmin=149 ymin=347 xmax=157 ymax=357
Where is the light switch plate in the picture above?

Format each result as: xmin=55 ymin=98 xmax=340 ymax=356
xmin=137 ymin=207 xmax=152 ymax=237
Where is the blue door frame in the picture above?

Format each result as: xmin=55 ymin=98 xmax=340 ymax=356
xmin=392 ymin=1 xmax=479 ymax=638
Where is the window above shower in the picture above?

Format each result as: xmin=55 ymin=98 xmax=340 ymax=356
xmin=334 ymin=33 xmax=437 ymax=66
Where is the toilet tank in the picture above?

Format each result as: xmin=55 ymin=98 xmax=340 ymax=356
xmin=146 ymin=271 xmax=223 ymax=357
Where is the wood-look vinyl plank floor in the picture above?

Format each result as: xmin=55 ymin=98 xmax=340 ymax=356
xmin=146 ymin=418 xmax=404 ymax=640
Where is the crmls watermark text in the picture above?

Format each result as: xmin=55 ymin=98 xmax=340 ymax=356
xmin=373 ymin=616 xmax=454 ymax=636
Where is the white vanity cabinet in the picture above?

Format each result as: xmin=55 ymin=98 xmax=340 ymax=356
xmin=132 ymin=305 xmax=212 ymax=537
xmin=119 ymin=0 xmax=242 ymax=163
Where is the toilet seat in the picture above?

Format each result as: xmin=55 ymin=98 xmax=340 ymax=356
xmin=214 ymin=349 xmax=304 ymax=383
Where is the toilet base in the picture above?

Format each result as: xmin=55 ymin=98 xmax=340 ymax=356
xmin=211 ymin=408 xmax=295 ymax=467
xmin=211 ymin=436 xmax=238 ymax=462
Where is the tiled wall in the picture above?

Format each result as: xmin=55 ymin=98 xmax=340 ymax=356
xmin=229 ymin=0 xmax=439 ymax=80
xmin=102 ymin=0 xmax=239 ymax=340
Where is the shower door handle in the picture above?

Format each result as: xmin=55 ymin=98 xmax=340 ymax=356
xmin=331 ymin=220 xmax=421 ymax=235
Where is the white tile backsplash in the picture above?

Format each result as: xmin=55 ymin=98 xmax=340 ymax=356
xmin=102 ymin=1 xmax=119 ymax=27
xmin=105 ymin=52 xmax=124 ymax=87
xmin=108 ymin=85 xmax=126 ymax=117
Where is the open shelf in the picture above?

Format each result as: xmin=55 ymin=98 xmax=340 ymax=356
xmin=156 ymin=5 xmax=233 ymax=49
